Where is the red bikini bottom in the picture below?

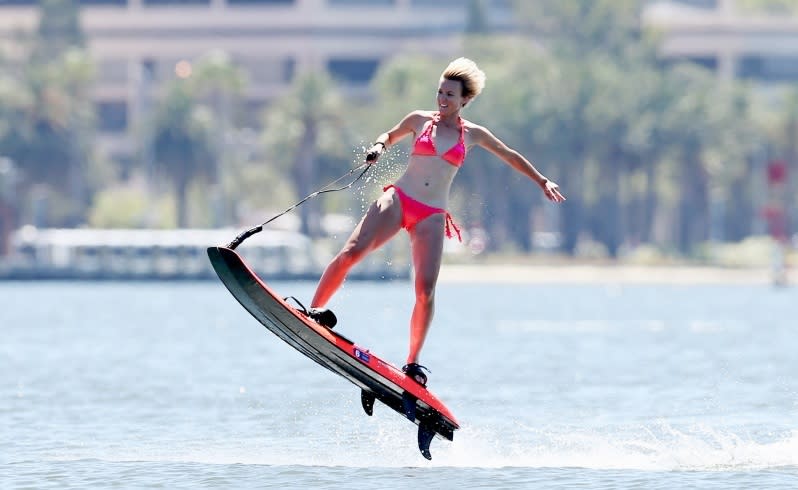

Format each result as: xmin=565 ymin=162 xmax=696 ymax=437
xmin=384 ymin=185 xmax=461 ymax=241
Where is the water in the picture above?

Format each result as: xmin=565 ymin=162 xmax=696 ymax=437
xmin=2 ymin=278 xmax=797 ymax=488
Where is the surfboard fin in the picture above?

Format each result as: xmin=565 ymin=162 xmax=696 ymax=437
xmin=401 ymin=392 xmax=417 ymax=422
xmin=360 ymin=390 xmax=376 ymax=416
xmin=418 ymin=423 xmax=436 ymax=460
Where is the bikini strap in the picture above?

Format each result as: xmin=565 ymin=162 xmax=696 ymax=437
xmin=420 ymin=116 xmax=435 ymax=137
xmin=421 ymin=112 xmax=435 ymax=135
xmin=444 ymin=213 xmax=462 ymax=242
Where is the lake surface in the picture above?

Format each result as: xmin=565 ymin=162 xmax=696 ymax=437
xmin=2 ymin=278 xmax=797 ymax=489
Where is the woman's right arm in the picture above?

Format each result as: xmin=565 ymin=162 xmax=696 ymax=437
xmin=366 ymin=111 xmax=426 ymax=163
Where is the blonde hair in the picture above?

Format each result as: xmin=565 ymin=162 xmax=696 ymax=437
xmin=441 ymin=57 xmax=486 ymax=101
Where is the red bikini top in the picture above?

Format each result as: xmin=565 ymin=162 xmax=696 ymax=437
xmin=411 ymin=113 xmax=466 ymax=167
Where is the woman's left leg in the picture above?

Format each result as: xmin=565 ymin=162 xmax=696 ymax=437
xmin=406 ymin=213 xmax=446 ymax=365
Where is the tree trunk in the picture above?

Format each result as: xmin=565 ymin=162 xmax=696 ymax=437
xmin=725 ymin=171 xmax=752 ymax=241
xmin=559 ymin=158 xmax=583 ymax=255
xmin=786 ymin=111 xmax=797 ymax=243
xmin=641 ymin=162 xmax=657 ymax=244
xmin=0 ymin=201 xmax=13 ymax=256
xmin=508 ymin=182 xmax=533 ymax=252
xmin=67 ymin=133 xmax=86 ymax=227
xmin=677 ymin=151 xmax=708 ymax=254
xmin=176 ymin=173 xmax=189 ymax=228
xmin=598 ymin=156 xmax=622 ymax=258
xmin=484 ymin=166 xmax=510 ymax=251
xmin=293 ymin=118 xmax=319 ymax=237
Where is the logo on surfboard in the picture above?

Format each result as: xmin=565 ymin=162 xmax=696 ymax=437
xmin=353 ymin=347 xmax=371 ymax=363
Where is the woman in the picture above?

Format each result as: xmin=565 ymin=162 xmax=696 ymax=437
xmin=307 ymin=58 xmax=565 ymax=386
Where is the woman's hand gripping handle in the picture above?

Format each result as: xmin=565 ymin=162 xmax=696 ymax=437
xmin=365 ymin=141 xmax=386 ymax=165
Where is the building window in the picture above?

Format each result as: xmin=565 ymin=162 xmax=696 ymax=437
xmin=327 ymin=58 xmax=379 ymax=84
xmin=283 ymin=57 xmax=295 ymax=83
xmin=737 ymin=55 xmax=798 ymax=82
xmin=97 ymin=101 xmax=128 ymax=132
xmin=227 ymin=0 xmax=295 ymax=5
xmin=328 ymin=0 xmax=393 ymax=5
xmin=142 ymin=0 xmax=210 ymax=5
xmin=78 ymin=0 xmax=128 ymax=5
xmin=141 ymin=59 xmax=158 ymax=83
xmin=685 ymin=56 xmax=718 ymax=72
xmin=410 ymin=0 xmax=464 ymax=6
xmin=671 ymin=0 xmax=717 ymax=8
xmin=239 ymin=57 xmax=295 ymax=84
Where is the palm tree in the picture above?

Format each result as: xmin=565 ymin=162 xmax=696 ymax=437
xmin=510 ymin=0 xmax=645 ymax=255
xmin=32 ymin=0 xmax=85 ymax=63
xmin=0 ymin=49 xmax=95 ymax=227
xmin=188 ymin=50 xmax=246 ymax=225
xmin=0 ymin=0 xmax=94 ymax=227
xmin=261 ymin=71 xmax=350 ymax=237
xmin=151 ymin=81 xmax=217 ymax=227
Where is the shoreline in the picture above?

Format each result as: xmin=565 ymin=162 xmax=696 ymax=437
xmin=0 ymin=262 xmax=786 ymax=285
xmin=437 ymin=263 xmax=782 ymax=285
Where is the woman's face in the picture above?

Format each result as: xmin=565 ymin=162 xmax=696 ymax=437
xmin=437 ymin=78 xmax=469 ymax=115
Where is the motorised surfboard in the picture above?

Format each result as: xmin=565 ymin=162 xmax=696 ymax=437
xmin=207 ymin=246 xmax=459 ymax=459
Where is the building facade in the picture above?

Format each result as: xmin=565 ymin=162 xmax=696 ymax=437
xmin=0 ymin=0 xmax=512 ymax=158
xmin=3 ymin=0 xmax=797 ymax=160
xmin=645 ymin=0 xmax=798 ymax=83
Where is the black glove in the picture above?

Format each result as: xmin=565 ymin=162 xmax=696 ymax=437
xmin=365 ymin=142 xmax=385 ymax=164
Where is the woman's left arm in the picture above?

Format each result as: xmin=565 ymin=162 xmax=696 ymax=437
xmin=472 ymin=125 xmax=566 ymax=203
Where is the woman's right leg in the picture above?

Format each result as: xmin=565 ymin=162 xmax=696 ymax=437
xmin=311 ymin=190 xmax=403 ymax=308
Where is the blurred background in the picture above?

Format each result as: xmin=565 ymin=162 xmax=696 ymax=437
xmin=0 ymin=0 xmax=796 ymax=282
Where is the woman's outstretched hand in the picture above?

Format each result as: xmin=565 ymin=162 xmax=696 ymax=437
xmin=541 ymin=179 xmax=566 ymax=203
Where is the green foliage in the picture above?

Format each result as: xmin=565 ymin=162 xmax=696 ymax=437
xmin=0 ymin=50 xmax=95 ymax=187
xmin=735 ymin=0 xmax=798 ymax=14
xmin=695 ymin=236 xmax=775 ymax=267
xmin=442 ymin=1 xmax=771 ymax=256
xmin=88 ymin=185 xmax=175 ymax=229
xmin=260 ymin=71 xmax=353 ymax=236
xmin=33 ymin=0 xmax=85 ymax=62
xmin=0 ymin=0 xmax=95 ymax=227
xmin=370 ymin=55 xmax=442 ymax=125
xmin=1 ymin=0 xmax=789 ymax=262
xmin=151 ymin=81 xmax=218 ymax=227
xmin=262 ymin=71 xmax=351 ymax=167
xmin=516 ymin=0 xmax=645 ymax=58
xmin=342 ymin=11 xmax=774 ymax=257
xmin=234 ymin=161 xmax=296 ymax=211
xmin=189 ymin=49 xmax=247 ymax=97
xmin=624 ymin=243 xmax=670 ymax=266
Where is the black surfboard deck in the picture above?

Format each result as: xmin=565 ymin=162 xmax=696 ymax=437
xmin=207 ymin=246 xmax=459 ymax=459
